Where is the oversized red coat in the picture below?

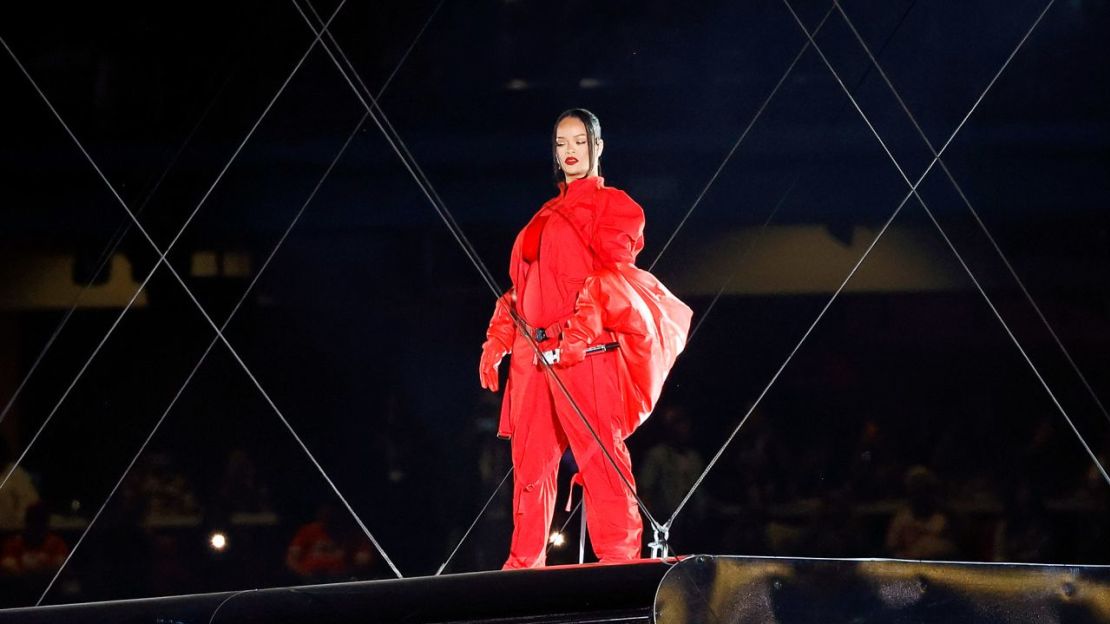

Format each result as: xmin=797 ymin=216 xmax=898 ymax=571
xmin=485 ymin=176 xmax=692 ymax=439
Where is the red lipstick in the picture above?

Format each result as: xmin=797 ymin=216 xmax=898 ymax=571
xmin=564 ymin=157 xmax=579 ymax=165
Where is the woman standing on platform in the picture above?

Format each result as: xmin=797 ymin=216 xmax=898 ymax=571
xmin=479 ymin=109 xmax=691 ymax=568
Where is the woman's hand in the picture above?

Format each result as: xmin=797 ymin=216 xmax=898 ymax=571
xmin=479 ymin=339 xmax=508 ymax=391
xmin=554 ymin=337 xmax=587 ymax=368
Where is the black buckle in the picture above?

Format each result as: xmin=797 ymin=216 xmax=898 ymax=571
xmin=534 ymin=327 xmax=549 ymax=342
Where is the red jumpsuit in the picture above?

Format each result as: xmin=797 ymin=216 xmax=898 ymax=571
xmin=483 ymin=176 xmax=692 ymax=568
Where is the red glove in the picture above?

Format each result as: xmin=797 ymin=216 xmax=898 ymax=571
xmin=554 ymin=336 xmax=587 ymax=369
xmin=479 ymin=338 xmax=508 ymax=392
xmin=555 ymin=276 xmax=605 ymax=369
xmin=480 ymin=290 xmax=517 ymax=392
xmin=485 ymin=292 xmax=516 ymax=355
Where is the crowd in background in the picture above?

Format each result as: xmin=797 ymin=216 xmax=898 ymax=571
xmin=0 ymin=384 xmax=1107 ymax=608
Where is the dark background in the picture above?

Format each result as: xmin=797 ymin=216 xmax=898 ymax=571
xmin=0 ymin=0 xmax=1108 ymax=607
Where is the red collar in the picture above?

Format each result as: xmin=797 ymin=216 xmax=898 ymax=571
xmin=557 ymin=175 xmax=604 ymax=199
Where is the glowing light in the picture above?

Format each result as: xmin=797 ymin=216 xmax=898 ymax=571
xmin=209 ymin=532 xmax=228 ymax=551
xmin=549 ymin=531 xmax=566 ymax=547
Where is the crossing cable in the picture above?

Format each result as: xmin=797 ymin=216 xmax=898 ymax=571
xmin=446 ymin=494 xmax=601 ymax=572
xmin=30 ymin=0 xmax=450 ymax=595
xmin=0 ymin=1 xmax=347 ymax=497
xmin=793 ymin=0 xmax=1108 ymax=487
xmin=834 ymin=1 xmax=1110 ymax=430
xmin=647 ymin=3 xmax=836 ymax=272
xmin=662 ymin=0 xmax=1062 ymax=531
xmin=293 ymin=0 xmax=665 ymax=539
xmin=0 ymin=56 xmax=243 ymax=431
xmin=685 ymin=0 xmax=919 ymax=345
xmin=36 ymin=110 xmax=390 ymax=606
xmin=685 ymin=180 xmax=794 ymax=343
xmin=549 ymin=499 xmax=583 ymax=559
xmin=435 ymin=465 xmax=513 ymax=575
xmin=36 ymin=0 xmax=447 ymax=594
xmin=297 ymin=0 xmax=661 ymax=542
xmin=829 ymin=0 xmax=1108 ymax=484
xmin=298 ymin=0 xmax=496 ymax=298
xmin=294 ymin=3 xmax=553 ymax=575
xmin=789 ymin=0 xmax=1109 ymax=491
xmin=297 ymin=0 xmax=540 ymax=576
xmin=0 ymin=3 xmax=417 ymax=601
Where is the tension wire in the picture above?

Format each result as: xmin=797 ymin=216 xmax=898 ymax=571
xmin=684 ymin=0 xmax=919 ymax=345
xmin=0 ymin=49 xmax=243 ymax=430
xmin=647 ymin=3 xmax=837 ymax=273
xmin=2 ymin=2 xmax=420 ymax=601
xmin=294 ymin=0 xmax=665 ymax=537
xmin=36 ymin=0 xmax=451 ymax=588
xmin=0 ymin=1 xmax=348 ymax=496
xmin=831 ymin=0 xmax=1107 ymax=485
xmin=665 ymin=0 xmax=1061 ymax=529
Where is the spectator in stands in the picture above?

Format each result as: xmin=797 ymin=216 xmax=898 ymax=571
xmin=637 ymin=405 xmax=705 ymax=552
xmin=798 ymin=490 xmax=866 ymax=557
xmin=286 ymin=503 xmax=375 ymax=583
xmin=0 ymin=444 xmax=40 ymax=531
xmin=137 ymin=452 xmax=199 ymax=520
xmin=849 ymin=418 xmax=900 ymax=501
xmin=215 ymin=448 xmax=271 ymax=515
xmin=0 ymin=502 xmax=67 ymax=578
xmin=468 ymin=393 xmax=512 ymax=571
xmin=638 ymin=406 xmax=704 ymax=517
xmin=148 ymin=534 xmax=194 ymax=596
xmin=1074 ymin=437 xmax=1110 ymax=562
xmin=993 ymin=482 xmax=1055 ymax=562
xmin=884 ymin=466 xmax=957 ymax=560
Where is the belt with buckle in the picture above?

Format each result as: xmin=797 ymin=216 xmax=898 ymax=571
xmin=530 ymin=321 xmax=562 ymax=343
xmin=537 ymin=341 xmax=621 ymax=366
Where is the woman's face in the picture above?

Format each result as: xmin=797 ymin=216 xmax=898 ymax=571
xmin=555 ymin=116 xmax=601 ymax=182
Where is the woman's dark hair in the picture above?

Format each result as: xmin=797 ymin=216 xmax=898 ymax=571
xmin=552 ymin=108 xmax=602 ymax=185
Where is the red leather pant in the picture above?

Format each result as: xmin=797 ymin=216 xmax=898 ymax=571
xmin=503 ymin=346 xmax=643 ymax=568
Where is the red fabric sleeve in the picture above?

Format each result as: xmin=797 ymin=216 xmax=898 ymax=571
xmin=562 ymin=190 xmax=646 ymax=346
xmin=590 ymin=190 xmax=645 ymax=268
xmin=484 ymin=289 xmax=517 ymax=352
xmin=561 ymin=278 xmax=606 ymax=347
xmin=568 ymin=265 xmax=693 ymax=436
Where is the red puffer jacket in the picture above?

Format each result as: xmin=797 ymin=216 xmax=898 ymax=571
xmin=484 ymin=176 xmax=692 ymax=439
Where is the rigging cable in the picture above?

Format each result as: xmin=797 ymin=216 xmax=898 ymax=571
xmin=664 ymin=0 xmax=1063 ymax=530
xmin=685 ymin=0 xmax=920 ymax=344
xmin=432 ymin=0 xmax=910 ymax=565
xmin=834 ymin=0 xmax=1110 ymax=429
xmin=0 ymin=50 xmax=244 ymax=430
xmin=0 ymin=0 xmax=347 ymax=495
xmin=2 ymin=2 xmax=422 ymax=602
xmin=830 ymin=0 xmax=1107 ymax=483
xmin=293 ymin=0 xmax=664 ymax=544
xmin=647 ymin=3 xmax=836 ymax=272
xmin=40 ymin=0 xmax=448 ymax=588
xmin=435 ymin=465 xmax=513 ymax=575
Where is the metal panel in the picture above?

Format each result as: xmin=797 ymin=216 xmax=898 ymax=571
xmin=654 ymin=556 xmax=1110 ymax=623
